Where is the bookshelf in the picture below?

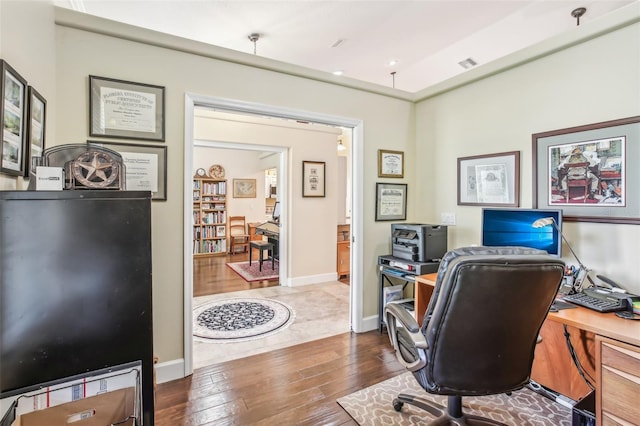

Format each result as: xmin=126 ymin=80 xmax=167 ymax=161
xmin=193 ymin=178 xmax=227 ymax=256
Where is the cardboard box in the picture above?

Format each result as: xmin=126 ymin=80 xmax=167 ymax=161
xmin=12 ymin=387 xmax=135 ymax=426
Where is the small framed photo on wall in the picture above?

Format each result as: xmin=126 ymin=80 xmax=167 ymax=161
xmin=302 ymin=160 xmax=326 ymax=197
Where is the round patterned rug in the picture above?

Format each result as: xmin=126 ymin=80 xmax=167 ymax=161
xmin=193 ymin=297 xmax=295 ymax=343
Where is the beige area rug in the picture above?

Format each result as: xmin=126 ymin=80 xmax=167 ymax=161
xmin=193 ymin=281 xmax=350 ymax=369
xmin=337 ymin=372 xmax=572 ymax=425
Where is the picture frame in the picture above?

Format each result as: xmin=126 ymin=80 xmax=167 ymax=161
xmin=532 ymin=116 xmax=640 ymax=224
xmin=457 ymin=151 xmax=520 ymax=207
xmin=25 ymin=86 xmax=46 ymax=177
xmin=376 ymin=182 xmax=407 ymax=221
xmin=89 ymin=75 xmax=165 ymax=142
xmin=216 ymin=225 xmax=226 ymax=237
xmin=233 ymin=178 xmax=257 ymax=198
xmin=87 ymin=140 xmax=167 ymax=201
xmin=302 ymin=160 xmax=326 ymax=197
xmin=1 ymin=60 xmax=28 ymax=176
xmin=378 ymin=149 xmax=404 ymax=178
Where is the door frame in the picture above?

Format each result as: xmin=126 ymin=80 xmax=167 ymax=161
xmin=183 ymin=93 xmax=364 ymax=376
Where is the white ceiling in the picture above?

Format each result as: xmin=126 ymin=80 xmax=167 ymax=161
xmin=54 ymin=0 xmax=636 ymax=93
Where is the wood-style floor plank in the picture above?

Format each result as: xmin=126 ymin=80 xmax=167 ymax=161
xmin=155 ymin=331 xmax=403 ymax=425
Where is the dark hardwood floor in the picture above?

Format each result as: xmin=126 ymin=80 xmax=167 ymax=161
xmin=193 ymin=250 xmax=280 ymax=297
xmin=155 ymin=251 xmax=395 ymax=424
xmin=155 ymin=331 xmax=403 ymax=425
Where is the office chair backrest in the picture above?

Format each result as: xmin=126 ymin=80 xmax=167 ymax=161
xmin=419 ymin=247 xmax=564 ymax=396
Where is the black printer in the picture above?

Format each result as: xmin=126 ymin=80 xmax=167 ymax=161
xmin=391 ymin=223 xmax=447 ymax=262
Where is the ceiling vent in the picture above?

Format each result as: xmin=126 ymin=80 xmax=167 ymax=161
xmin=458 ymin=58 xmax=478 ymax=69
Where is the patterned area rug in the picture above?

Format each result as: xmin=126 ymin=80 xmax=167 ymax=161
xmin=337 ymin=372 xmax=571 ymax=425
xmin=226 ymin=260 xmax=279 ymax=282
xmin=193 ymin=297 xmax=295 ymax=343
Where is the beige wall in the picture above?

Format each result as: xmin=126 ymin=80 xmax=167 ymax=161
xmin=53 ymin=9 xmax=415 ymax=363
xmin=0 ymin=1 xmax=56 ymax=190
xmin=415 ymin=22 xmax=640 ymax=294
xmin=4 ymin=2 xmax=638 ymax=377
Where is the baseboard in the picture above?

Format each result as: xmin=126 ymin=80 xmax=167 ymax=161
xmin=361 ymin=315 xmax=380 ymax=332
xmin=287 ymin=272 xmax=338 ymax=287
xmin=155 ymin=358 xmax=185 ymax=384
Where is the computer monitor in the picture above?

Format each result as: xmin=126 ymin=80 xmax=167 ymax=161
xmin=481 ymin=208 xmax=563 ymax=256
xmin=272 ymin=201 xmax=281 ymax=222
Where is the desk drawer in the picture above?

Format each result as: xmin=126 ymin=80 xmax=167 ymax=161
xmin=597 ymin=337 xmax=640 ymax=425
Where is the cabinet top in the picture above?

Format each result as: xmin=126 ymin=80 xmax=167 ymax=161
xmin=0 ymin=190 xmax=151 ymax=200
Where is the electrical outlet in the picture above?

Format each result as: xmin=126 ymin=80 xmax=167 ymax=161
xmin=441 ymin=212 xmax=456 ymax=225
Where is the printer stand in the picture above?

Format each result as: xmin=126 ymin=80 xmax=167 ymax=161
xmin=378 ymin=255 xmax=440 ymax=332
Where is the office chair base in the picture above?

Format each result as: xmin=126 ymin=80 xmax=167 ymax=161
xmin=393 ymin=394 xmax=508 ymax=426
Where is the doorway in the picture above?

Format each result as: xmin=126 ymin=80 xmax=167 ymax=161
xmin=183 ymin=93 xmax=364 ymax=376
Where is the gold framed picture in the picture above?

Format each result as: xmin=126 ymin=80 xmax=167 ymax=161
xmin=378 ymin=149 xmax=404 ymax=178
xmin=233 ymin=178 xmax=256 ymax=198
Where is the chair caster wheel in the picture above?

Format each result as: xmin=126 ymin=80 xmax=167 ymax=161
xmin=392 ymin=398 xmax=404 ymax=412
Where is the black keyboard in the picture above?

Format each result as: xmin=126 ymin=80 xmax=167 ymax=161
xmin=562 ymin=292 xmax=625 ymax=313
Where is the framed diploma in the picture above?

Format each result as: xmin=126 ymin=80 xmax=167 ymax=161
xmin=375 ymin=182 xmax=407 ymax=221
xmin=378 ymin=149 xmax=404 ymax=178
xmin=457 ymin=151 xmax=520 ymax=207
xmin=88 ymin=140 xmax=168 ymax=201
xmin=89 ymin=75 xmax=165 ymax=142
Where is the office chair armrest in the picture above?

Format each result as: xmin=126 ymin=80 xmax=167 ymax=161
xmin=385 ymin=303 xmax=420 ymax=333
xmin=385 ymin=303 xmax=428 ymax=372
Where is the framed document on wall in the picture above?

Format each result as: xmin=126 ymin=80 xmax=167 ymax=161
xmin=89 ymin=75 xmax=165 ymax=142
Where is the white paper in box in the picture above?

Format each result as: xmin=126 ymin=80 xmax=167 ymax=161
xmin=10 ymin=364 xmax=140 ymax=418
xmin=34 ymin=167 xmax=64 ymax=190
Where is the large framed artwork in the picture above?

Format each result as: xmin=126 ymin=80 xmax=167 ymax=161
xmin=89 ymin=75 xmax=165 ymax=142
xmin=88 ymin=140 xmax=167 ymax=201
xmin=532 ymin=116 xmax=640 ymax=224
xmin=375 ymin=182 xmax=407 ymax=221
xmin=457 ymin=151 xmax=520 ymax=207
xmin=1 ymin=60 xmax=28 ymax=176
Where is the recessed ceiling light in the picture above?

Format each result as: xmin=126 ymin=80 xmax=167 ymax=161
xmin=333 ymin=70 xmax=344 ymax=76
xmin=388 ymin=60 xmax=398 ymax=67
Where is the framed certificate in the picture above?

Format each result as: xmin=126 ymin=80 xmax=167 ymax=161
xmin=378 ymin=149 xmax=404 ymax=178
xmin=89 ymin=75 xmax=165 ymax=141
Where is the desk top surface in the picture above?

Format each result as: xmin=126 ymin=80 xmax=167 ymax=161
xmin=416 ymin=273 xmax=640 ymax=347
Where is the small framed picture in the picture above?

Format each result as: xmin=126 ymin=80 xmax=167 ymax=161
xmin=216 ymin=225 xmax=226 ymax=237
xmin=233 ymin=178 xmax=256 ymax=198
xmin=302 ymin=160 xmax=326 ymax=197
xmin=376 ymin=182 xmax=407 ymax=221
xmin=378 ymin=149 xmax=404 ymax=178
xmin=25 ymin=86 xmax=46 ymax=177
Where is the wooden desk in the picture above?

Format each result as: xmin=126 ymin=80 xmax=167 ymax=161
xmin=415 ymin=273 xmax=640 ymax=424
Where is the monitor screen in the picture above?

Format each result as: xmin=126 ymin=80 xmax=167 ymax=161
xmin=272 ymin=201 xmax=281 ymax=222
xmin=481 ymin=208 xmax=563 ymax=256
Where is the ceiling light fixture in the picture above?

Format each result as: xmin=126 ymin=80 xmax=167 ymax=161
xmin=571 ymin=7 xmax=587 ymax=26
xmin=248 ymin=33 xmax=260 ymax=55
xmin=458 ymin=58 xmax=478 ymax=69
xmin=337 ymin=137 xmax=347 ymax=152
xmin=388 ymin=60 xmax=398 ymax=67
xmin=333 ymin=70 xmax=344 ymax=76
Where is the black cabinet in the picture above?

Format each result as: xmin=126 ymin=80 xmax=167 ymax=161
xmin=0 ymin=190 xmax=154 ymax=424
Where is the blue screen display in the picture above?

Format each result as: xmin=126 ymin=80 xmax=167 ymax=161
xmin=481 ymin=208 xmax=563 ymax=256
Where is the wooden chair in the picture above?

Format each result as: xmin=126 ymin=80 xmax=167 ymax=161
xmin=563 ymin=162 xmax=591 ymax=203
xmin=228 ymin=216 xmax=250 ymax=254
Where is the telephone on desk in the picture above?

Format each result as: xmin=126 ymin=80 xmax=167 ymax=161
xmin=561 ymin=274 xmax=640 ymax=314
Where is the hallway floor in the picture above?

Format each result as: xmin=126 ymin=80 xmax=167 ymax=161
xmin=193 ymin=252 xmax=350 ymax=369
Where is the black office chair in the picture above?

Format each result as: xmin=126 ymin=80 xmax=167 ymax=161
xmin=385 ymin=246 xmax=565 ymax=425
